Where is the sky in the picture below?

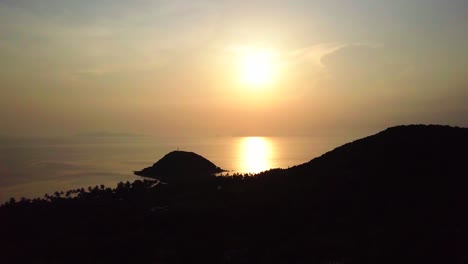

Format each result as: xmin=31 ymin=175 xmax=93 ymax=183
xmin=0 ymin=0 xmax=467 ymax=137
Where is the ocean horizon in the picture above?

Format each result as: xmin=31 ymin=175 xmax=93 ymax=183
xmin=0 ymin=135 xmax=352 ymax=203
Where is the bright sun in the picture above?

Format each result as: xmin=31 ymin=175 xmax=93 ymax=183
xmin=239 ymin=49 xmax=277 ymax=87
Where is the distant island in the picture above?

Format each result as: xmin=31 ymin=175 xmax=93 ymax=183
xmin=1 ymin=124 xmax=467 ymax=264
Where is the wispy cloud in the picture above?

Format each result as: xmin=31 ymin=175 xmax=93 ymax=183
xmin=289 ymin=42 xmax=383 ymax=68
xmin=289 ymin=43 xmax=347 ymax=68
xmin=0 ymin=0 xmax=220 ymax=80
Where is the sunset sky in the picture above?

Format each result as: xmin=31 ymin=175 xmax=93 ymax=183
xmin=1 ymin=0 xmax=467 ymax=137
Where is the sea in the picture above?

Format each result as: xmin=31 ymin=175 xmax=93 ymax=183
xmin=0 ymin=135 xmax=353 ymax=203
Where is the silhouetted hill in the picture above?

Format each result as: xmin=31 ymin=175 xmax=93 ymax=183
xmin=1 ymin=125 xmax=466 ymax=264
xmin=291 ymin=124 xmax=466 ymax=176
xmin=134 ymin=150 xmax=225 ymax=182
xmin=255 ymin=124 xmax=468 ymax=263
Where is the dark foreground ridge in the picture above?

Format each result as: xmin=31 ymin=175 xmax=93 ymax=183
xmin=134 ymin=150 xmax=225 ymax=182
xmin=1 ymin=124 xmax=467 ymax=264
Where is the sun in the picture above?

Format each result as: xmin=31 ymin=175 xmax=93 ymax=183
xmin=239 ymin=49 xmax=277 ymax=87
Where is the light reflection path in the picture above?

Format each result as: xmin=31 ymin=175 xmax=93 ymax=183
xmin=238 ymin=137 xmax=273 ymax=173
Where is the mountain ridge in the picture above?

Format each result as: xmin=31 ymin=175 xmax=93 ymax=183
xmin=287 ymin=124 xmax=466 ymax=175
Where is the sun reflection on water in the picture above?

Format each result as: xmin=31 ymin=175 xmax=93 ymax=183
xmin=238 ymin=137 xmax=273 ymax=173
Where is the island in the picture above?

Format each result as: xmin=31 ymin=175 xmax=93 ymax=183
xmin=134 ymin=150 xmax=225 ymax=182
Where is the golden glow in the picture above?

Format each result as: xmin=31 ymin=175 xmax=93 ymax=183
xmin=238 ymin=137 xmax=273 ymax=173
xmin=239 ymin=49 xmax=277 ymax=87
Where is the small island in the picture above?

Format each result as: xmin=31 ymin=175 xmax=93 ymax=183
xmin=134 ymin=150 xmax=225 ymax=182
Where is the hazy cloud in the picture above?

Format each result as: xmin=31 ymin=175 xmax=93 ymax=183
xmin=317 ymin=43 xmax=408 ymax=89
xmin=289 ymin=43 xmax=347 ymax=68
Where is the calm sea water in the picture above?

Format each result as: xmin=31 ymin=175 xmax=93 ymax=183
xmin=0 ymin=136 xmax=351 ymax=202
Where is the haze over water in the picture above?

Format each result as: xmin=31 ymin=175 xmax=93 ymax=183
xmin=0 ymin=135 xmax=352 ymax=202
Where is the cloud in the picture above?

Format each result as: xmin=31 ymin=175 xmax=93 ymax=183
xmin=323 ymin=45 xmax=383 ymax=75
xmin=319 ymin=43 xmax=406 ymax=87
xmin=0 ymin=0 xmax=221 ymax=81
xmin=289 ymin=43 xmax=347 ymax=68
xmin=289 ymin=42 xmax=383 ymax=68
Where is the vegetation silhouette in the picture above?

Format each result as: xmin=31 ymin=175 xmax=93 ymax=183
xmin=1 ymin=125 xmax=467 ymax=263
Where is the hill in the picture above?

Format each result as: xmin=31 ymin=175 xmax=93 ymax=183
xmin=134 ymin=150 xmax=225 ymax=182
xmin=256 ymin=124 xmax=468 ymax=263
xmin=291 ymin=124 xmax=466 ymax=176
